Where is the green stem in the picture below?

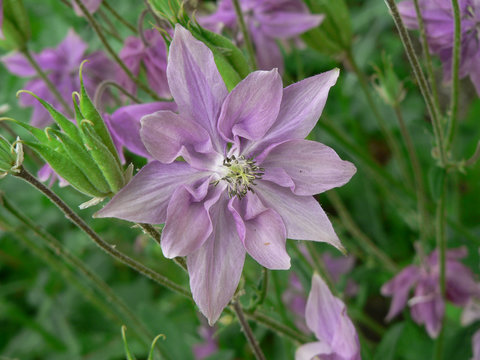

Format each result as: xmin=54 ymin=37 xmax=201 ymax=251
xmin=446 ymin=0 xmax=461 ymax=148
xmin=98 ymin=9 xmax=123 ymax=42
xmin=72 ymin=0 xmax=162 ymax=101
xmin=326 ymin=190 xmax=398 ymax=273
xmin=102 ymin=0 xmax=138 ymax=33
xmin=14 ymin=167 xmax=190 ymax=298
xmin=93 ymin=80 xmax=142 ymax=111
xmin=346 ymin=49 xmax=411 ymax=186
xmin=384 ymin=0 xmax=448 ymax=167
xmin=22 ymin=49 xmax=73 ymax=118
xmin=232 ymin=302 xmax=266 ymax=360
xmin=232 ymin=0 xmax=257 ymax=70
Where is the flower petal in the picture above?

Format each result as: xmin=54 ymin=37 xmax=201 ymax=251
xmin=410 ymin=277 xmax=444 ymax=339
xmin=251 ymin=30 xmax=284 ymax=72
xmin=260 ymin=12 xmax=324 ymax=39
xmin=187 ymin=195 xmax=246 ymax=325
xmin=295 ymin=341 xmax=332 ymax=360
xmin=259 ymin=139 xmax=356 ymax=195
xmin=217 ymin=69 xmax=283 ymax=142
xmin=229 ymin=193 xmax=290 ymax=270
xmin=167 ymin=25 xmax=228 ymax=150
xmin=255 ymin=181 xmax=343 ymax=251
xmin=95 ymin=161 xmax=208 ymax=224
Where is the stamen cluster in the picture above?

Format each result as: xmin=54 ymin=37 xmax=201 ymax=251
xmin=218 ymin=155 xmax=264 ymax=199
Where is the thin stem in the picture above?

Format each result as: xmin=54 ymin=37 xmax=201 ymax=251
xmin=232 ymin=0 xmax=257 ymax=70
xmin=14 ymin=167 xmax=190 ymax=298
xmin=412 ymin=0 xmax=440 ymax=110
xmin=393 ymin=105 xmax=429 ymax=243
xmin=22 ymin=49 xmax=73 ymax=118
xmin=72 ymin=0 xmax=163 ymax=101
xmin=446 ymin=0 xmax=461 ymax=148
xmin=98 ymin=9 xmax=124 ymax=42
xmin=232 ymin=302 xmax=266 ymax=360
xmin=94 ymin=80 xmax=142 ymax=111
xmin=138 ymin=9 xmax=150 ymax=47
xmin=102 ymin=0 xmax=138 ymax=34
xmin=465 ymin=140 xmax=480 ymax=167
xmin=326 ymin=190 xmax=398 ymax=273
xmin=384 ymin=0 xmax=448 ymax=167
xmin=346 ymin=50 xmax=411 ymax=186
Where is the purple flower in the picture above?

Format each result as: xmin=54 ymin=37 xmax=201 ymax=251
xmin=193 ymin=325 xmax=219 ymax=359
xmin=200 ymin=0 xmax=323 ymax=72
xmin=398 ymin=0 xmax=480 ymax=94
xmin=119 ymin=29 xmax=170 ymax=98
xmin=96 ymin=25 xmax=355 ymax=324
xmin=296 ymin=274 xmax=361 ymax=360
xmin=381 ymin=247 xmax=480 ymax=338
xmin=72 ymin=0 xmax=102 ymax=16
xmin=1 ymin=29 xmax=117 ymax=127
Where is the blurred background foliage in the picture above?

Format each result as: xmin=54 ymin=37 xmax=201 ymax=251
xmin=0 ymin=0 xmax=479 ymax=359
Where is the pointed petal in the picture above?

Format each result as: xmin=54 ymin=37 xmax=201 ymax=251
xmin=167 ymin=25 xmax=228 ymax=149
xmin=229 ymin=193 xmax=290 ymax=270
xmin=217 ymin=70 xmax=283 ymax=142
xmin=57 ymin=29 xmax=88 ymax=68
xmin=161 ymin=180 xmax=223 ymax=258
xmin=95 ymin=161 xmax=208 ymax=224
xmin=187 ymin=195 xmax=246 ymax=325
xmin=255 ymin=181 xmax=343 ymax=250
xmin=259 ymin=139 xmax=356 ymax=195
xmin=410 ymin=278 xmax=444 ymax=339
xmin=295 ymin=341 xmax=332 ymax=360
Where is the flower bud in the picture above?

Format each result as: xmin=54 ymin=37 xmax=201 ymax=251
xmin=0 ymin=135 xmax=22 ymax=177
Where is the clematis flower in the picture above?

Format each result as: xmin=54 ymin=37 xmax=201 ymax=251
xmin=200 ymin=0 xmax=323 ymax=72
xmin=72 ymin=0 xmax=102 ymax=16
xmin=96 ymin=25 xmax=355 ymax=324
xmin=1 ymin=29 xmax=116 ymax=127
xmin=296 ymin=274 xmax=361 ymax=360
xmin=381 ymin=247 xmax=480 ymax=338
xmin=119 ymin=29 xmax=170 ymax=98
xmin=398 ymin=0 xmax=480 ymax=94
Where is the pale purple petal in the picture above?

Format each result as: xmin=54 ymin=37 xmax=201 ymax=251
xmin=259 ymin=139 xmax=356 ymax=195
xmin=229 ymin=192 xmax=290 ymax=270
xmin=255 ymin=180 xmax=344 ymax=251
xmin=295 ymin=341 xmax=332 ymax=360
xmin=1 ymin=52 xmax=36 ymax=76
xmin=187 ymin=195 xmax=246 ymax=325
xmin=167 ymin=24 xmax=228 ymax=150
xmin=260 ymin=12 xmax=324 ymax=39
xmin=445 ymin=260 xmax=480 ymax=305
xmin=472 ymin=329 xmax=480 ymax=360
xmin=193 ymin=326 xmax=218 ymax=359
xmin=217 ymin=70 xmax=283 ymax=142
xmin=381 ymin=265 xmax=420 ymax=321
xmin=56 ymin=29 xmax=89 ymax=69
xmin=72 ymin=0 xmax=103 ymax=16
xmin=461 ymin=299 xmax=480 ymax=326
xmin=95 ymin=161 xmax=208 ymax=224
xmin=251 ymin=30 xmax=285 ymax=72
xmin=119 ymin=35 xmax=144 ymax=94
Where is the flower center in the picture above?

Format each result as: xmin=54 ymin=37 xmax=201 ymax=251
xmin=216 ymin=155 xmax=264 ymax=199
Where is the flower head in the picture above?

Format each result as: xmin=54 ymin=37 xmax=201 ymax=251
xmin=296 ymin=274 xmax=361 ymax=360
xmin=200 ymin=0 xmax=323 ymax=71
xmin=1 ymin=29 xmax=116 ymax=127
xmin=96 ymin=25 xmax=355 ymax=324
xmin=398 ymin=0 xmax=480 ymax=94
xmin=381 ymin=247 xmax=480 ymax=338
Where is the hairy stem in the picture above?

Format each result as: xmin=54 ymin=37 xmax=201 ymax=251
xmin=232 ymin=0 xmax=257 ymax=70
xmin=232 ymin=302 xmax=266 ymax=360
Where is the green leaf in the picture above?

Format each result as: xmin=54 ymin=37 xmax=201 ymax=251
xmin=1 ymin=117 xmax=49 ymax=144
xmin=80 ymin=122 xmax=125 ymax=194
xmin=0 ymin=0 xmax=30 ymax=50
xmin=121 ymin=326 xmax=135 ymax=360
xmin=25 ymin=141 xmax=105 ymax=197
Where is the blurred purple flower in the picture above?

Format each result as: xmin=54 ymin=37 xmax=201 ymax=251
xmin=296 ymin=274 xmax=361 ymax=360
xmin=1 ymin=29 xmax=117 ymax=127
xmin=323 ymin=252 xmax=359 ymax=297
xmin=381 ymin=247 xmax=480 ymax=338
xmin=473 ymin=330 xmax=480 ymax=360
xmin=398 ymin=0 xmax=480 ymax=94
xmin=200 ymin=0 xmax=323 ymax=72
xmin=283 ymin=273 xmax=309 ymax=333
xmin=96 ymin=25 xmax=355 ymax=324
xmin=72 ymin=0 xmax=102 ymax=16
xmin=193 ymin=326 xmax=218 ymax=359
xmin=119 ymin=29 xmax=170 ymax=98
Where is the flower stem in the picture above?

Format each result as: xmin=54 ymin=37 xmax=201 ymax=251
xmin=384 ymin=0 xmax=447 ymax=167
xmin=232 ymin=302 xmax=266 ymax=360
xmin=72 ymin=0 xmax=163 ymax=101
xmin=94 ymin=80 xmax=142 ymax=111
xmin=232 ymin=0 xmax=257 ymax=70
xmin=326 ymin=190 xmax=398 ymax=273
xmin=446 ymin=0 xmax=461 ymax=148
xmin=102 ymin=0 xmax=138 ymax=33
xmin=14 ymin=167 xmax=190 ymax=298
xmin=22 ymin=49 xmax=74 ymax=118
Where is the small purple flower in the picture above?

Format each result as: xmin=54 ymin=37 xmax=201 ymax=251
xmin=119 ymin=29 xmax=170 ymax=98
xmin=296 ymin=274 xmax=361 ymax=360
xmin=398 ymin=0 xmax=480 ymax=94
xmin=200 ymin=0 xmax=323 ymax=72
xmin=1 ymin=29 xmax=117 ymax=127
xmin=381 ymin=247 xmax=480 ymax=338
xmin=193 ymin=325 xmax=219 ymax=359
xmin=96 ymin=25 xmax=355 ymax=324
xmin=72 ymin=0 xmax=102 ymax=16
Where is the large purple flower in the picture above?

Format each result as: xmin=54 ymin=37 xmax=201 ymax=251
xmin=398 ymin=0 xmax=480 ymax=94
xmin=1 ymin=29 xmax=116 ymax=127
xmin=200 ymin=0 xmax=323 ymax=72
xmin=296 ymin=274 xmax=361 ymax=360
xmin=96 ymin=25 xmax=355 ymax=324
xmin=381 ymin=247 xmax=480 ymax=338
